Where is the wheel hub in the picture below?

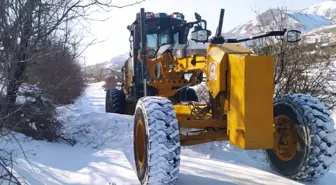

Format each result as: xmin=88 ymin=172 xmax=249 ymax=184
xmin=273 ymin=115 xmax=299 ymax=161
xmin=136 ymin=120 xmax=145 ymax=169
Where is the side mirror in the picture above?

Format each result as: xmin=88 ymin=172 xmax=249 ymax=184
xmin=191 ymin=29 xmax=211 ymax=43
xmin=284 ymin=30 xmax=301 ymax=43
xmin=194 ymin=12 xmax=202 ymax=22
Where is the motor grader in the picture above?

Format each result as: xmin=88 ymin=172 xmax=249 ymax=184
xmin=105 ymin=8 xmax=336 ymax=185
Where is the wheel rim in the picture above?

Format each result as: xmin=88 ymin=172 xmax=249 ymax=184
xmin=136 ymin=119 xmax=145 ymax=169
xmin=273 ymin=114 xmax=299 ymax=161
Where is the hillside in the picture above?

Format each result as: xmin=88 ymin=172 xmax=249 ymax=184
xmin=304 ymin=24 xmax=336 ymax=51
xmin=103 ymin=54 xmax=129 ymax=70
xmin=83 ymin=54 xmax=127 ymax=83
xmin=302 ymin=0 xmax=336 ymax=23
xmin=87 ymin=1 xmax=336 ymax=84
xmin=85 ymin=54 xmax=128 ymax=72
xmin=224 ymin=1 xmax=336 ymax=39
xmin=225 ymin=9 xmax=332 ymax=38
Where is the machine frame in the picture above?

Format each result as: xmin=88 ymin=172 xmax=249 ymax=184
xmin=120 ymin=8 xmax=299 ymax=147
xmin=105 ymin=7 xmax=336 ymax=185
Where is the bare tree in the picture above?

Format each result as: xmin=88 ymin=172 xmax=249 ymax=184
xmin=103 ymin=68 xmax=122 ymax=89
xmin=192 ymin=7 xmax=336 ymax=110
xmin=248 ymin=7 xmax=336 ymax=109
xmin=91 ymin=63 xmax=106 ymax=82
xmin=0 ymin=0 xmax=145 ymax=183
xmin=26 ymin=40 xmax=86 ymax=105
xmin=0 ymin=0 xmax=144 ymax=103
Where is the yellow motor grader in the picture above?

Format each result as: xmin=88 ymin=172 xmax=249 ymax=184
xmin=105 ymin=8 xmax=336 ymax=185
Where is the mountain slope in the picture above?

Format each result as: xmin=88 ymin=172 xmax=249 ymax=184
xmin=302 ymin=0 xmax=336 ymax=23
xmin=85 ymin=53 xmax=128 ymax=72
xmin=97 ymin=2 xmax=336 ymax=72
xmin=104 ymin=53 xmax=129 ymax=70
xmin=225 ymin=8 xmax=332 ymax=38
xmin=83 ymin=53 xmax=128 ymax=83
xmin=304 ymin=24 xmax=336 ymax=44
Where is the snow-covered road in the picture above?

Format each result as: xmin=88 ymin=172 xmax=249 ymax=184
xmin=3 ymin=82 xmax=336 ymax=185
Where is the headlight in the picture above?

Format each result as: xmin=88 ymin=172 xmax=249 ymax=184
xmin=191 ymin=29 xmax=210 ymax=42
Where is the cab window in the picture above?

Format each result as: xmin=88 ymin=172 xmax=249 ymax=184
xmin=146 ymin=34 xmax=157 ymax=49
xmin=173 ymin=32 xmax=179 ymax=44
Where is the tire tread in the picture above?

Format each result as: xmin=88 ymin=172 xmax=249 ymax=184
xmin=136 ymin=96 xmax=180 ymax=185
xmin=106 ymin=88 xmax=125 ymax=113
xmin=270 ymin=94 xmax=336 ymax=181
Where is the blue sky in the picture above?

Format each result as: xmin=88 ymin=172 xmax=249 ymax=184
xmin=81 ymin=0 xmax=326 ymax=65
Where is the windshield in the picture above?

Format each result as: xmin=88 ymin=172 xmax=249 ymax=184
xmin=159 ymin=31 xmax=169 ymax=45
xmin=146 ymin=30 xmax=171 ymax=49
xmin=145 ymin=30 xmax=181 ymax=58
xmin=146 ymin=34 xmax=157 ymax=49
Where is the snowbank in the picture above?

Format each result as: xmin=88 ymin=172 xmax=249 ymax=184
xmin=1 ymin=82 xmax=336 ymax=185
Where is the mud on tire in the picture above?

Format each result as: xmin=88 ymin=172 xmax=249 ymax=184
xmin=133 ymin=96 xmax=180 ymax=185
xmin=265 ymin=93 xmax=336 ymax=180
xmin=105 ymin=88 xmax=125 ymax=113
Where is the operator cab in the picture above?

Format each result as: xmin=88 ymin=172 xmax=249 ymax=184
xmin=145 ymin=13 xmax=188 ymax=57
xmin=125 ymin=9 xmax=212 ymax=99
xmin=128 ymin=12 xmax=191 ymax=59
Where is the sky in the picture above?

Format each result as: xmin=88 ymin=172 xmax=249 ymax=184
xmin=80 ymin=0 xmax=327 ymax=66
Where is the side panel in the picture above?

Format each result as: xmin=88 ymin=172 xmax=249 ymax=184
xmin=228 ymin=54 xmax=274 ymax=149
xmin=206 ymin=44 xmax=253 ymax=98
xmin=206 ymin=46 xmax=225 ymax=98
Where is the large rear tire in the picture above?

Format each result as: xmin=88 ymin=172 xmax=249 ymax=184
xmin=105 ymin=88 xmax=125 ymax=114
xmin=265 ymin=94 xmax=336 ymax=180
xmin=133 ymin=96 xmax=180 ymax=185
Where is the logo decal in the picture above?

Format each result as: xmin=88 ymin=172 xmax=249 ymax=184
xmin=210 ymin=62 xmax=217 ymax=80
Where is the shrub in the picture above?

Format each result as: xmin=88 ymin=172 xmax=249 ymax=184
xmin=26 ymin=42 xmax=86 ymax=105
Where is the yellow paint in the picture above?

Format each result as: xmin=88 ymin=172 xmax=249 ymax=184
xmin=174 ymin=104 xmax=212 ymax=118
xmin=134 ymin=44 xmax=276 ymax=149
xmin=140 ymin=50 xmax=206 ymax=92
xmin=173 ymin=104 xmax=228 ymax=128
xmin=206 ymin=46 xmax=226 ymax=98
xmin=148 ymin=79 xmax=188 ymax=97
xmin=178 ymin=119 xmax=226 ymax=128
xmin=273 ymin=115 xmax=298 ymax=161
xmin=135 ymin=119 xmax=145 ymax=169
xmin=227 ymin=54 xmax=274 ymax=149
xmin=180 ymin=129 xmax=229 ymax=146
xmin=206 ymin=44 xmax=253 ymax=98
xmin=173 ymin=56 xmax=207 ymax=73
xmin=140 ymin=51 xmax=171 ymax=80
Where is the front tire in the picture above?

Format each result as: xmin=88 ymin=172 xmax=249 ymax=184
xmin=133 ymin=96 xmax=180 ymax=185
xmin=265 ymin=94 xmax=336 ymax=180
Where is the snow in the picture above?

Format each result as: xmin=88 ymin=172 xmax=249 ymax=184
xmin=2 ymin=82 xmax=336 ymax=185
xmin=3 ymin=137 xmax=139 ymax=185
xmin=307 ymin=24 xmax=336 ymax=34
xmin=303 ymin=24 xmax=336 ymax=45
xmin=12 ymin=83 xmax=40 ymax=105
xmin=29 ymin=122 xmax=37 ymax=131
xmin=224 ymin=1 xmax=335 ymax=39
xmin=104 ymin=54 xmax=128 ymax=70
xmin=287 ymin=11 xmax=332 ymax=30
xmin=18 ymin=83 xmax=40 ymax=94
xmin=302 ymin=1 xmax=336 ymax=22
xmin=0 ymin=72 xmax=5 ymax=94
